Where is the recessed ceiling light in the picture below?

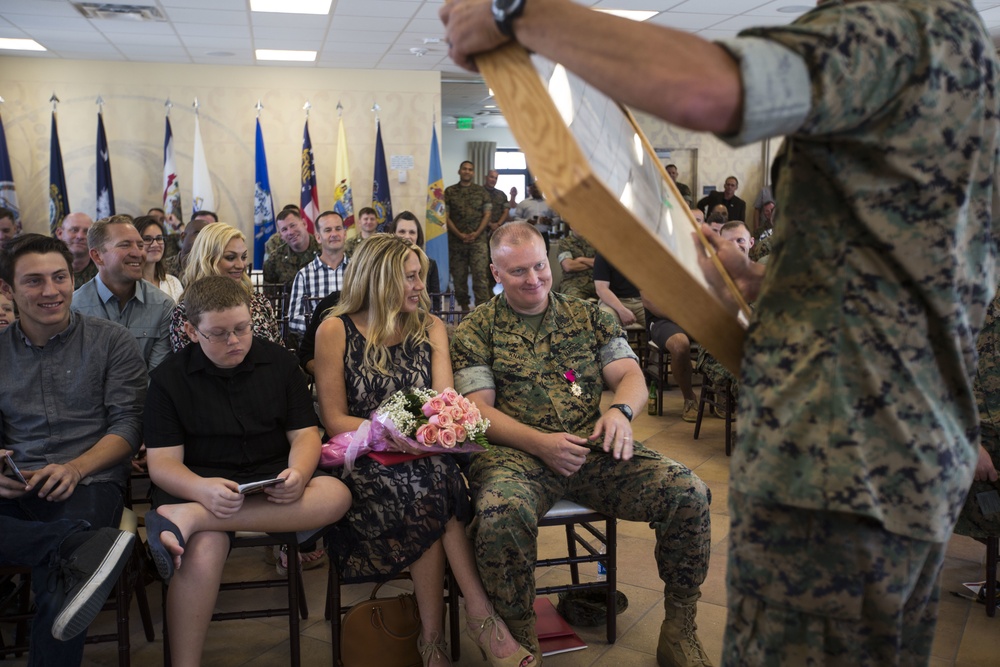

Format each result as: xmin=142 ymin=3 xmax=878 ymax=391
xmin=250 ymin=0 xmax=333 ymax=15
xmin=596 ymin=9 xmax=657 ymax=22
xmin=256 ymin=49 xmax=317 ymax=62
xmin=0 ymin=38 xmax=46 ymax=52
xmin=777 ymin=5 xmax=813 ymax=12
xmin=485 ymin=105 xmax=497 ymax=109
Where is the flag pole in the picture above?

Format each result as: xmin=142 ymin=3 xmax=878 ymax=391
xmin=165 ymin=98 xmax=172 ymax=117
xmin=50 ymin=93 xmax=59 ymax=113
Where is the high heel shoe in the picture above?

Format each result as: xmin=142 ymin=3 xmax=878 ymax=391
xmin=418 ymin=631 xmax=451 ymax=667
xmin=465 ymin=607 xmax=535 ymax=667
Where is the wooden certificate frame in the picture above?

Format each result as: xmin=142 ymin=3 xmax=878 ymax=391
xmin=476 ymin=44 xmax=747 ymax=374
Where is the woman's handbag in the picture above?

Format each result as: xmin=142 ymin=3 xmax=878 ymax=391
xmin=340 ymin=578 xmax=422 ymax=667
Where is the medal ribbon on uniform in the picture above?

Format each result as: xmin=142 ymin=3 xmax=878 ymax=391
xmin=564 ymin=369 xmax=583 ymax=397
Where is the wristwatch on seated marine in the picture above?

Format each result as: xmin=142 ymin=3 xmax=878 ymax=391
xmin=492 ymin=0 xmax=526 ymax=37
xmin=610 ymin=404 xmax=634 ymax=422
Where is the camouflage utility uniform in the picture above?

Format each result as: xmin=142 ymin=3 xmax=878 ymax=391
xmin=954 ymin=287 xmax=1000 ymax=539
xmin=719 ymin=1 xmax=999 ymax=663
xmin=485 ymin=185 xmax=509 ymax=289
xmin=451 ymin=292 xmax=711 ymax=625
xmin=262 ymin=237 xmax=319 ymax=287
xmin=556 ymin=233 xmax=597 ymax=300
xmin=342 ymin=234 xmax=367 ymax=259
xmin=73 ymin=260 xmax=98 ymax=291
xmin=444 ymin=183 xmax=491 ymax=309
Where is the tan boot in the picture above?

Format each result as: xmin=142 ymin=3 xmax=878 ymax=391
xmin=657 ymin=591 xmax=712 ymax=667
xmin=504 ymin=617 xmax=542 ymax=666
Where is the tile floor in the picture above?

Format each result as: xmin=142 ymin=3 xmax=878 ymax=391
xmin=4 ymin=391 xmax=997 ymax=666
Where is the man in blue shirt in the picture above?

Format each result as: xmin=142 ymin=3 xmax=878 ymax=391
xmin=0 ymin=234 xmax=147 ymax=665
xmin=72 ymin=215 xmax=174 ymax=371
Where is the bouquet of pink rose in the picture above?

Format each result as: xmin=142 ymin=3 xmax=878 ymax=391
xmin=320 ymin=387 xmax=490 ymax=471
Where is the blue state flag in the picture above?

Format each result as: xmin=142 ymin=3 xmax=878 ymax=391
xmin=425 ymin=124 xmax=448 ymax=290
xmin=0 ymin=109 xmax=19 ymax=224
xmin=253 ymin=118 xmax=276 ymax=269
xmin=372 ymin=121 xmax=392 ymax=231
xmin=96 ymin=111 xmax=115 ymax=219
xmin=49 ymin=112 xmax=70 ymax=235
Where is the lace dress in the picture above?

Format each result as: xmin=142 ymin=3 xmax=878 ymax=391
xmin=326 ymin=315 xmax=471 ymax=582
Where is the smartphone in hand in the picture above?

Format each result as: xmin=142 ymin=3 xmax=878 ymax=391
xmin=3 ymin=453 xmax=28 ymax=486
xmin=237 ymin=478 xmax=284 ymax=495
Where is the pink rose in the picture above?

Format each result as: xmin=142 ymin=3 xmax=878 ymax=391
xmin=447 ymin=406 xmax=465 ymax=422
xmin=440 ymin=388 xmax=460 ymax=405
xmin=422 ymin=396 xmax=446 ymax=418
xmin=430 ymin=412 xmax=453 ymax=428
xmin=416 ymin=424 xmax=439 ymax=446
xmin=438 ymin=427 xmax=457 ymax=448
xmin=453 ymin=425 xmax=467 ymax=442
xmin=463 ymin=406 xmax=481 ymax=425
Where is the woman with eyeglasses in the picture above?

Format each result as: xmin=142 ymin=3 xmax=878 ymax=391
xmin=168 ymin=222 xmax=280 ymax=352
xmin=134 ymin=215 xmax=184 ymax=302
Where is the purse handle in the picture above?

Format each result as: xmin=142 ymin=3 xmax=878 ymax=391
xmin=368 ymin=572 xmax=413 ymax=600
xmin=369 ymin=605 xmax=420 ymax=640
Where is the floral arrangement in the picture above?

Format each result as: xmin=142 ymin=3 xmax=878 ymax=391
xmin=321 ymin=387 xmax=490 ymax=470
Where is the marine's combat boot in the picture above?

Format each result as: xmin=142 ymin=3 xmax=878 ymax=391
xmin=657 ymin=590 xmax=713 ymax=667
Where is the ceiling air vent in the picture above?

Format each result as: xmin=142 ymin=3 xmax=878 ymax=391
xmin=74 ymin=3 xmax=166 ymax=21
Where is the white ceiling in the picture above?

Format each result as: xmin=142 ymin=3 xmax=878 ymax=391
xmin=3 ymin=0 xmax=1000 ymax=123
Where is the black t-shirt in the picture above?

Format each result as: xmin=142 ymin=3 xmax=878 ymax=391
xmin=592 ymin=254 xmax=640 ymax=299
xmin=145 ymin=338 xmax=317 ymax=481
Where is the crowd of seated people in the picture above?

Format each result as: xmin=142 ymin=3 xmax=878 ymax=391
xmin=5 ymin=148 xmax=984 ymax=667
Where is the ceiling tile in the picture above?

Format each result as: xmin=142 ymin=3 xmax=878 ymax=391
xmin=94 ymin=20 xmax=177 ymax=35
xmin=325 ymin=28 xmax=401 ymax=43
xmin=322 ymin=40 xmax=389 ymax=54
xmin=405 ymin=18 xmax=447 ymax=35
xmin=163 ymin=8 xmax=249 ymax=26
xmin=253 ymin=37 xmax=324 ymax=50
xmin=180 ymin=35 xmax=249 ymax=50
xmin=28 ymin=28 xmax=108 ymax=44
xmin=334 ymin=0 xmax=419 ymax=18
xmin=173 ymin=23 xmax=251 ymax=38
xmin=6 ymin=15 xmax=93 ymax=30
xmin=330 ymin=16 xmax=409 ymax=31
xmin=648 ymin=12 xmax=729 ymax=31
xmin=0 ymin=0 xmax=80 ymax=17
xmin=413 ymin=2 xmax=444 ymax=20
xmin=742 ymin=0 xmax=814 ymax=18
xmin=159 ymin=0 xmax=246 ymax=8
xmin=669 ymin=0 xmax=773 ymax=16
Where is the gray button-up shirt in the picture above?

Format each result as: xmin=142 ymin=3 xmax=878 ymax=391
xmin=72 ymin=275 xmax=174 ymax=371
xmin=0 ymin=313 xmax=147 ymax=486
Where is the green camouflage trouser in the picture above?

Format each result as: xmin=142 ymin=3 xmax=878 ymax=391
xmin=467 ymin=442 xmax=711 ymax=622
xmin=724 ymin=490 xmax=946 ymax=666
xmin=449 ymin=238 xmax=491 ymax=309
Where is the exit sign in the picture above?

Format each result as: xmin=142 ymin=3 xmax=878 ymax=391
xmin=456 ymin=117 xmax=474 ymax=130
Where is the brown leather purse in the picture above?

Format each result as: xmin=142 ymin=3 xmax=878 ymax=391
xmin=341 ymin=579 xmax=422 ymax=667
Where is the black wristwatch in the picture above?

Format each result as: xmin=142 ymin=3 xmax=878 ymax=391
xmin=492 ymin=0 xmax=526 ymax=37
xmin=610 ymin=404 xmax=633 ymax=422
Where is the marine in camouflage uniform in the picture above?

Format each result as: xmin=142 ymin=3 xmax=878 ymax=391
xmin=713 ymin=1 xmax=999 ymax=663
xmin=556 ymin=232 xmax=597 ymax=300
xmin=954 ymin=286 xmax=1000 ymax=540
xmin=694 ymin=346 xmax=737 ymax=408
xmin=262 ymin=236 xmax=319 ymax=287
xmin=451 ymin=288 xmax=711 ymax=660
xmin=445 ymin=177 xmax=492 ymax=309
